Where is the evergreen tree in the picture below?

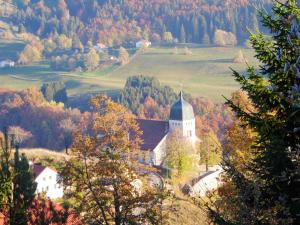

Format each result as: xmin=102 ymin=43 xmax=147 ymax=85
xmin=180 ymin=24 xmax=186 ymax=43
xmin=192 ymin=16 xmax=199 ymax=43
xmin=41 ymin=81 xmax=68 ymax=104
xmin=208 ymin=1 xmax=300 ymax=224
xmin=11 ymin=145 xmax=37 ymax=225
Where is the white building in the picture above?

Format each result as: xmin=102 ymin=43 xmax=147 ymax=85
xmin=135 ymin=40 xmax=151 ymax=48
xmin=137 ymin=91 xmax=198 ymax=166
xmin=0 ymin=59 xmax=15 ymax=68
xmin=188 ymin=166 xmax=224 ymax=197
xmin=33 ymin=164 xmax=63 ymax=199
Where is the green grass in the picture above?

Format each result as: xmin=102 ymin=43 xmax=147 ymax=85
xmin=0 ymin=43 xmax=259 ymax=102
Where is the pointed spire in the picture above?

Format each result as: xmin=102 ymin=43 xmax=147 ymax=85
xmin=179 ymin=91 xmax=183 ymax=100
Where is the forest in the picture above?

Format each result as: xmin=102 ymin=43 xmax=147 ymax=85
xmin=7 ymin=0 xmax=272 ymax=46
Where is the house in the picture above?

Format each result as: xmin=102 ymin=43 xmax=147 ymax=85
xmin=137 ymin=91 xmax=199 ymax=166
xmin=0 ymin=59 xmax=15 ymax=68
xmin=184 ymin=166 xmax=224 ymax=197
xmin=33 ymin=163 xmax=63 ymax=199
xmin=136 ymin=40 xmax=151 ymax=48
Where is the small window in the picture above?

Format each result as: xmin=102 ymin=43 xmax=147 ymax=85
xmin=43 ymin=177 xmax=46 ymax=181
xmin=49 ymin=176 xmax=52 ymax=179
xmin=46 ymin=186 xmax=49 ymax=191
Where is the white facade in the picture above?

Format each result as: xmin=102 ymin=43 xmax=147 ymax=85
xmin=136 ymin=40 xmax=151 ymax=48
xmin=190 ymin=166 xmax=223 ymax=197
xmin=169 ymin=118 xmax=196 ymax=139
xmin=35 ymin=167 xmax=63 ymax=199
xmin=150 ymin=134 xmax=168 ymax=165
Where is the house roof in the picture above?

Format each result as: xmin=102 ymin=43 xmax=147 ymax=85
xmin=136 ymin=119 xmax=169 ymax=151
xmin=170 ymin=91 xmax=194 ymax=121
xmin=33 ymin=164 xmax=46 ymax=178
xmin=33 ymin=164 xmax=57 ymax=179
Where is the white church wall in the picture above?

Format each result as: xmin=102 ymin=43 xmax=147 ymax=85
xmin=151 ymin=135 xmax=168 ymax=166
xmin=169 ymin=118 xmax=196 ymax=147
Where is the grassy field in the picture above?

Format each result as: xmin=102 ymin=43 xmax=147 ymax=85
xmin=0 ymin=41 xmax=259 ymax=102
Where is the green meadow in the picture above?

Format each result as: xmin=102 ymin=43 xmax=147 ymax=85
xmin=0 ymin=42 xmax=259 ymax=102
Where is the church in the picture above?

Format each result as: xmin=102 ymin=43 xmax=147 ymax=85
xmin=136 ymin=92 xmax=198 ymax=166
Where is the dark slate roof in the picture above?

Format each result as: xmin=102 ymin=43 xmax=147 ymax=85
xmin=169 ymin=91 xmax=195 ymax=120
xmin=136 ymin=119 xmax=169 ymax=151
xmin=33 ymin=164 xmax=46 ymax=179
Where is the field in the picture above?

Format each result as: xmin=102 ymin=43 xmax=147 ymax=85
xmin=0 ymin=41 xmax=259 ymax=102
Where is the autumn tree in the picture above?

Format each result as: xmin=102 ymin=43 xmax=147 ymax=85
xmin=163 ymin=32 xmax=173 ymax=43
xmin=84 ymin=48 xmax=100 ymax=71
xmin=214 ymin=29 xmax=237 ymax=47
xmin=18 ymin=44 xmax=42 ymax=65
xmin=118 ymin=47 xmax=130 ymax=65
xmin=208 ymin=1 xmax=300 ymax=224
xmin=8 ymin=126 xmax=32 ymax=146
xmin=59 ymin=118 xmax=76 ymax=154
xmin=60 ymin=96 xmax=167 ymax=225
xmin=56 ymin=34 xmax=72 ymax=49
xmin=28 ymin=195 xmax=82 ymax=225
xmin=165 ymin=129 xmax=194 ymax=178
xmin=198 ymin=129 xmax=221 ymax=171
xmin=0 ymin=128 xmax=13 ymax=223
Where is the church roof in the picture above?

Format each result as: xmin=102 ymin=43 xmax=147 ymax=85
xmin=136 ymin=119 xmax=168 ymax=151
xmin=169 ymin=91 xmax=194 ymax=120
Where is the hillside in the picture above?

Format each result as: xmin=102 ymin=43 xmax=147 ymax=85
xmin=0 ymin=45 xmax=258 ymax=102
xmin=3 ymin=0 xmax=272 ymax=46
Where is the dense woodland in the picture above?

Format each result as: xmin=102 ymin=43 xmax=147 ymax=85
xmin=6 ymin=0 xmax=272 ymax=46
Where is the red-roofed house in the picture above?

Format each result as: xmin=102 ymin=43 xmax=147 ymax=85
xmin=33 ymin=164 xmax=63 ymax=199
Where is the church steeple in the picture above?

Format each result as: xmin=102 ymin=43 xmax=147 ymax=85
xmin=179 ymin=91 xmax=183 ymax=100
xmin=169 ymin=91 xmax=194 ymax=121
xmin=169 ymin=92 xmax=196 ymax=142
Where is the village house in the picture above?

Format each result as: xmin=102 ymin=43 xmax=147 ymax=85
xmin=184 ymin=166 xmax=224 ymax=197
xmin=0 ymin=59 xmax=15 ymax=68
xmin=135 ymin=40 xmax=151 ymax=48
xmin=33 ymin=163 xmax=63 ymax=199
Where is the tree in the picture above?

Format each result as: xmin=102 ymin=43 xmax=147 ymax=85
xmin=41 ymin=81 xmax=68 ymax=103
xmin=214 ymin=29 xmax=237 ymax=47
xmin=0 ymin=128 xmax=36 ymax=225
xmin=0 ymin=128 xmax=14 ymax=223
xmin=165 ymin=129 xmax=194 ymax=178
xmin=11 ymin=145 xmax=37 ymax=225
xmin=163 ymin=32 xmax=173 ymax=43
xmin=84 ymin=49 xmax=100 ymax=71
xmin=28 ymin=195 xmax=82 ymax=225
xmin=56 ymin=34 xmax=72 ymax=49
xmin=72 ymin=35 xmax=83 ymax=51
xmin=8 ymin=126 xmax=32 ymax=146
xmin=198 ymin=129 xmax=221 ymax=171
xmin=59 ymin=118 xmax=76 ymax=154
xmin=19 ymin=44 xmax=42 ymax=65
xmin=118 ymin=47 xmax=130 ymax=65
xmin=208 ymin=1 xmax=300 ymax=224
xmin=60 ymin=96 xmax=167 ymax=224
xmin=180 ymin=24 xmax=186 ymax=43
